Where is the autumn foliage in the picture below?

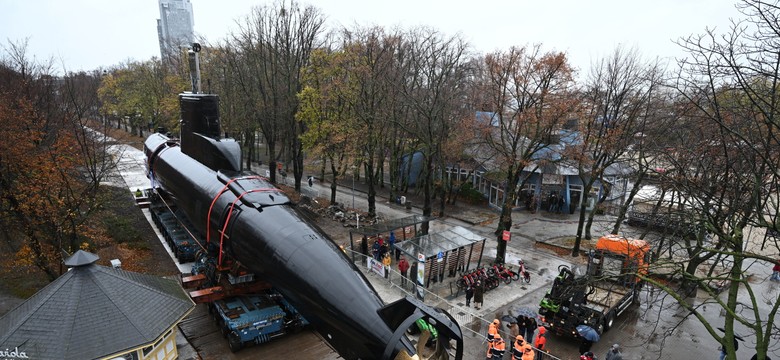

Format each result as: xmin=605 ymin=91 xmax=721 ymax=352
xmin=0 ymin=57 xmax=109 ymax=281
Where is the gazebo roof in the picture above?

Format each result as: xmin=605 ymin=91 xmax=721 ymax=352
xmin=0 ymin=250 xmax=194 ymax=360
xmin=396 ymin=225 xmax=486 ymax=259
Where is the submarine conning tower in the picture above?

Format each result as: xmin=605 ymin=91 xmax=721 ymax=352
xmin=178 ymin=93 xmax=241 ymax=172
xmin=175 ymin=43 xmax=241 ymax=173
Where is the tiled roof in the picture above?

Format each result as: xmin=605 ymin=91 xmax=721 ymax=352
xmin=0 ymin=251 xmax=194 ymax=360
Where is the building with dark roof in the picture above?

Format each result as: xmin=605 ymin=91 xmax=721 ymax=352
xmin=0 ymin=250 xmax=194 ymax=360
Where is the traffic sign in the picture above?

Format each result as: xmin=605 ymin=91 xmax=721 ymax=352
xmin=502 ymin=230 xmax=511 ymax=241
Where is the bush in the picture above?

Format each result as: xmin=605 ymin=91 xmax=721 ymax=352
xmin=458 ymin=182 xmax=486 ymax=205
xmin=103 ymin=215 xmax=142 ymax=244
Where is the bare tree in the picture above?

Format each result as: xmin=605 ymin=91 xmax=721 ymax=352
xmin=397 ymin=28 xmax=471 ymax=233
xmin=228 ymin=0 xmax=324 ymax=186
xmin=570 ymin=46 xmax=664 ymax=255
xmin=641 ymin=2 xmax=780 ymax=359
xmin=473 ymin=45 xmax=577 ymax=263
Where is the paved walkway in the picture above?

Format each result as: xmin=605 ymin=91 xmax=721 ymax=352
xmin=286 ymin=171 xmax=612 ymax=359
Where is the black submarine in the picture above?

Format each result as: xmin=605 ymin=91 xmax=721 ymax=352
xmin=143 ymin=45 xmax=462 ymax=360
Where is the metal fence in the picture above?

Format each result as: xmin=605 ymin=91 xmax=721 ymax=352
xmin=347 ymin=249 xmax=563 ymax=360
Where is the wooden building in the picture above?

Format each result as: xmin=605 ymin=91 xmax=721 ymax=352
xmin=0 ymin=250 xmax=194 ymax=360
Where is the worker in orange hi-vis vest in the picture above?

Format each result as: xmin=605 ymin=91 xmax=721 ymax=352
xmin=490 ymin=335 xmax=506 ymax=359
xmin=511 ymin=335 xmax=525 ymax=360
xmin=521 ymin=343 xmax=535 ymax=360
xmin=486 ymin=319 xmax=500 ymax=359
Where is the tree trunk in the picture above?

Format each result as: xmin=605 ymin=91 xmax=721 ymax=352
xmin=244 ymin=131 xmax=255 ymax=171
xmin=612 ymin=171 xmax=646 ymax=234
xmin=420 ymin=154 xmax=434 ymax=235
xmin=365 ymin=156 xmax=377 ymax=218
xmin=268 ymin=139 xmax=278 ymax=183
xmin=292 ymin=131 xmax=304 ymax=192
xmin=329 ymin=161 xmax=338 ymax=205
xmin=572 ymin=178 xmax=597 ymax=256
xmin=572 ymin=201 xmax=588 ymax=257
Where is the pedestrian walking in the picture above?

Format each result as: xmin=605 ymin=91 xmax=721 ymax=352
xmin=580 ymin=351 xmax=595 ymax=360
xmin=605 ymin=343 xmax=623 ymax=360
xmin=398 ymin=256 xmax=410 ymax=287
xmin=771 ymin=261 xmax=780 ymax=281
xmin=473 ymin=281 xmax=484 ymax=309
xmin=465 ymin=285 xmax=474 ymax=307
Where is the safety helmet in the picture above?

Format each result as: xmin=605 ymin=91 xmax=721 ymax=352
xmin=538 ymin=327 xmax=547 ymax=334
xmin=493 ymin=319 xmax=500 ymax=325
xmin=515 ymin=335 xmax=524 ymax=342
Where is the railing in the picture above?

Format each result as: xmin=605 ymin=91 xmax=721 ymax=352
xmin=345 ymin=248 xmax=563 ymax=360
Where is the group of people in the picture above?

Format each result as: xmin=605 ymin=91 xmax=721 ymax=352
xmin=485 ymin=317 xmax=623 ymax=360
xmin=464 ymin=282 xmax=484 ymax=309
xmin=522 ymin=190 xmax=568 ymax=214
xmin=485 ymin=318 xmax=548 ymax=360
xmin=360 ymin=232 xmax=402 ymax=262
xmin=579 ymin=344 xmax=623 ymax=360
xmin=546 ymin=192 xmax=566 ymax=214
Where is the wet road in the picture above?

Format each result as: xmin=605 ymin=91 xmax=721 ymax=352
xmin=490 ymin=274 xmax=780 ymax=360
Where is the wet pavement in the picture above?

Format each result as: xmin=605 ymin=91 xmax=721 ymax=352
xmin=307 ymin=173 xmax=780 ymax=360
xmin=105 ymin=144 xmax=780 ymax=360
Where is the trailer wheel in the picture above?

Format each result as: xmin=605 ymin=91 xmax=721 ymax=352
xmin=216 ymin=317 xmax=228 ymax=338
xmin=228 ymin=331 xmax=243 ymax=353
xmin=604 ymin=311 xmax=616 ymax=331
xmin=221 ymin=322 xmax=230 ymax=338
xmin=632 ymin=290 xmax=641 ymax=305
xmin=632 ymin=282 xmax=644 ymax=305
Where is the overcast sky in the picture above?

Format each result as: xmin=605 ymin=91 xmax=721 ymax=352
xmin=1 ymin=0 xmax=743 ymax=75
